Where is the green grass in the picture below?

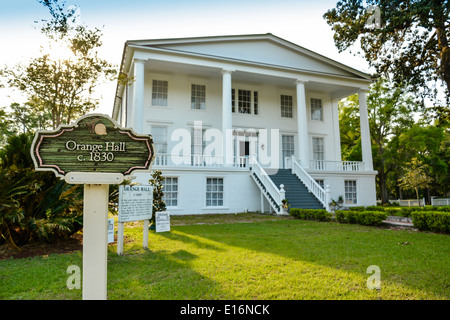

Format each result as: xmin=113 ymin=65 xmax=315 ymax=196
xmin=1 ymin=215 xmax=449 ymax=300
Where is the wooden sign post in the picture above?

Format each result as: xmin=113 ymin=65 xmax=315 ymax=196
xmin=31 ymin=114 xmax=155 ymax=300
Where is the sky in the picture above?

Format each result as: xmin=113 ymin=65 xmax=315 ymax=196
xmin=0 ymin=0 xmax=371 ymax=116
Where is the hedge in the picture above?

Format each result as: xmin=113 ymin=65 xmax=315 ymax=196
xmin=335 ymin=210 xmax=387 ymax=226
xmin=289 ymin=208 xmax=332 ymax=222
xmin=411 ymin=211 xmax=450 ymax=233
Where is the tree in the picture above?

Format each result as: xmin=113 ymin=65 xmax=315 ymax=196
xmin=395 ymin=123 xmax=449 ymax=200
xmin=1 ymin=0 xmax=116 ymax=129
xmin=149 ymin=170 xmax=166 ymax=227
xmin=339 ymin=77 xmax=417 ymax=203
xmin=324 ymin=0 xmax=450 ymax=104
xmin=398 ymin=158 xmax=433 ymax=207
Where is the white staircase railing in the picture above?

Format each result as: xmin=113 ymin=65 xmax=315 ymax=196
xmin=249 ymin=159 xmax=286 ymax=215
xmin=292 ymin=158 xmax=330 ymax=212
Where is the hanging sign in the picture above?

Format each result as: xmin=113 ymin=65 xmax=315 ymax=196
xmin=31 ymin=113 xmax=155 ymax=183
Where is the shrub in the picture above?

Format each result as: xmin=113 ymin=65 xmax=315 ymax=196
xmin=411 ymin=211 xmax=450 ymax=233
xmin=334 ymin=210 xmax=387 ymax=226
xmin=289 ymin=208 xmax=332 ymax=221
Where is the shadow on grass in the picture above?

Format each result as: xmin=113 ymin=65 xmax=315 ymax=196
xmin=163 ymin=219 xmax=450 ymax=299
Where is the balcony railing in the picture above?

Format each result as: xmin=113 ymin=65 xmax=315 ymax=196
xmin=153 ymin=153 xmax=249 ymax=168
xmin=309 ymin=160 xmax=364 ymax=172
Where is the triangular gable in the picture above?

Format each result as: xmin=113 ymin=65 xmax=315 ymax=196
xmin=127 ymin=34 xmax=370 ymax=80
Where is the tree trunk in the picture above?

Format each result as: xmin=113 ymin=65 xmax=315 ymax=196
xmin=377 ymin=169 xmax=390 ymax=204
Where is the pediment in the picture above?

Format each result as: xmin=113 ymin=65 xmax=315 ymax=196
xmin=129 ymin=34 xmax=369 ymax=79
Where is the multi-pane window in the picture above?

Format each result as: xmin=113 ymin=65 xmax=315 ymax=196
xmin=151 ymin=126 xmax=168 ymax=165
xmin=281 ymin=95 xmax=293 ymax=118
xmin=163 ymin=177 xmax=178 ymax=207
xmin=206 ymin=178 xmax=224 ymax=207
xmin=315 ymin=179 xmax=325 ymax=189
xmin=151 ymin=126 xmax=168 ymax=154
xmin=238 ymin=89 xmax=251 ymax=114
xmin=191 ymin=84 xmax=206 ymax=110
xmin=152 ymin=80 xmax=168 ymax=106
xmin=312 ymin=137 xmax=324 ymax=169
xmin=253 ymin=91 xmax=259 ymax=115
xmin=231 ymin=89 xmax=258 ymax=115
xmin=282 ymin=135 xmax=295 ymax=168
xmin=311 ymin=98 xmax=323 ymax=121
xmin=191 ymin=127 xmax=206 ymax=165
xmin=345 ymin=180 xmax=357 ymax=205
xmin=312 ymin=137 xmax=324 ymax=161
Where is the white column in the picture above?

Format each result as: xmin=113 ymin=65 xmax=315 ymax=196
xmin=358 ymin=89 xmax=374 ymax=171
xmin=296 ymin=80 xmax=309 ymax=168
xmin=132 ymin=59 xmax=146 ymax=134
xmin=82 ymin=184 xmax=109 ymax=300
xmin=222 ymin=70 xmax=234 ymax=165
xmin=331 ymin=99 xmax=342 ymax=161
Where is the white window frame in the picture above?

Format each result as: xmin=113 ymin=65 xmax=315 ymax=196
xmin=151 ymin=125 xmax=168 ymax=155
xmin=231 ymin=85 xmax=259 ymax=115
xmin=310 ymin=98 xmax=323 ymax=121
xmin=205 ymin=177 xmax=224 ymax=207
xmin=191 ymin=83 xmax=206 ymax=110
xmin=151 ymin=79 xmax=169 ymax=107
xmin=280 ymin=94 xmax=293 ymax=118
xmin=344 ymin=180 xmax=358 ymax=205
xmin=163 ymin=177 xmax=179 ymax=207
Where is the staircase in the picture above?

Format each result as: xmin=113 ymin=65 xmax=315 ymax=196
xmin=269 ymin=169 xmax=325 ymax=210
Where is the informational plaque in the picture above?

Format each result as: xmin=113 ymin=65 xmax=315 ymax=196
xmin=156 ymin=211 xmax=170 ymax=233
xmin=107 ymin=218 xmax=115 ymax=243
xmin=118 ymin=185 xmax=153 ymax=223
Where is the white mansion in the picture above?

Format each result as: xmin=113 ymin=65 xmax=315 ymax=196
xmin=112 ymin=33 xmax=377 ymax=215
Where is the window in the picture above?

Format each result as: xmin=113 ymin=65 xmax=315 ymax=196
xmin=282 ymin=135 xmax=295 ymax=168
xmin=311 ymin=98 xmax=323 ymax=121
xmin=151 ymin=126 xmax=168 ymax=165
xmin=152 ymin=80 xmax=168 ymax=106
xmin=151 ymin=126 xmax=168 ymax=154
xmin=312 ymin=137 xmax=324 ymax=170
xmin=281 ymin=95 xmax=293 ymax=118
xmin=315 ymin=179 xmax=325 ymax=189
xmin=163 ymin=177 xmax=178 ymax=207
xmin=191 ymin=84 xmax=206 ymax=110
xmin=312 ymin=137 xmax=324 ymax=161
xmin=238 ymin=89 xmax=251 ymax=114
xmin=345 ymin=180 xmax=357 ymax=205
xmin=253 ymin=91 xmax=259 ymax=115
xmin=232 ymin=88 xmax=259 ymax=115
xmin=191 ymin=127 xmax=206 ymax=165
xmin=206 ymin=178 xmax=224 ymax=207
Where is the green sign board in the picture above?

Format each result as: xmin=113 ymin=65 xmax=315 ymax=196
xmin=31 ymin=114 xmax=155 ymax=179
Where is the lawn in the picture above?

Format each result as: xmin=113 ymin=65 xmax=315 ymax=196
xmin=0 ymin=214 xmax=449 ymax=300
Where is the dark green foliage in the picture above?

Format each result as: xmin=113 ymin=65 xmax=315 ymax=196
xmin=289 ymin=208 xmax=332 ymax=222
xmin=0 ymin=133 xmax=83 ymax=248
xmin=149 ymin=170 xmax=166 ymax=225
xmin=412 ymin=211 xmax=450 ymax=233
xmin=334 ymin=210 xmax=387 ymax=226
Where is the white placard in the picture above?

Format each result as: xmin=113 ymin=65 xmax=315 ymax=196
xmin=108 ymin=218 xmax=115 ymax=243
xmin=118 ymin=185 xmax=153 ymax=222
xmin=156 ymin=211 xmax=170 ymax=233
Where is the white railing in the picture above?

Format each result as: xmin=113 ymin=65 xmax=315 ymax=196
xmin=431 ymin=198 xmax=450 ymax=206
xmin=249 ymin=159 xmax=285 ymax=215
xmin=153 ymin=153 xmax=249 ymax=168
xmin=310 ymin=160 xmax=364 ymax=172
xmin=292 ymin=158 xmax=330 ymax=211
